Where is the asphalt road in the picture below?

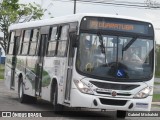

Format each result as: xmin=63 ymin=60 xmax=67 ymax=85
xmin=0 ymin=80 xmax=160 ymax=120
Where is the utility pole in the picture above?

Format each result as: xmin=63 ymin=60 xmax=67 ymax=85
xmin=74 ymin=0 xmax=76 ymax=14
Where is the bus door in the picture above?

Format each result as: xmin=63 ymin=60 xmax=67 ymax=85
xmin=64 ymin=39 xmax=73 ymax=102
xmin=10 ymin=30 xmax=21 ymax=89
xmin=64 ymin=23 xmax=77 ymax=102
xmin=35 ymin=26 xmax=49 ymax=96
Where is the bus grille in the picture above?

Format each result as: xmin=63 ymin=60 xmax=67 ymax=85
xmin=90 ymin=81 xmax=139 ymax=90
xmin=96 ymin=91 xmax=131 ymax=96
xmin=99 ymin=98 xmax=127 ymax=106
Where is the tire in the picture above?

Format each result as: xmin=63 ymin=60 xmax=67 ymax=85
xmin=18 ymin=81 xmax=28 ymax=103
xmin=52 ymin=84 xmax=63 ymax=113
xmin=117 ymin=110 xmax=126 ymax=119
xmin=18 ymin=80 xmax=37 ymax=103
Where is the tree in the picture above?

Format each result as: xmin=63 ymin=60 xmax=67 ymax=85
xmin=0 ymin=0 xmax=45 ymax=52
xmin=155 ymin=44 xmax=160 ymax=77
xmin=145 ymin=0 xmax=160 ymax=8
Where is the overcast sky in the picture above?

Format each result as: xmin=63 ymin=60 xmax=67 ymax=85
xmin=19 ymin=0 xmax=160 ymax=43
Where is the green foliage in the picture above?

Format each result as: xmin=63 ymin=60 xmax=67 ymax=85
xmin=153 ymin=94 xmax=160 ymax=102
xmin=154 ymin=82 xmax=160 ymax=85
xmin=0 ymin=64 xmax=4 ymax=80
xmin=0 ymin=0 xmax=45 ymax=51
xmin=155 ymin=45 xmax=160 ymax=77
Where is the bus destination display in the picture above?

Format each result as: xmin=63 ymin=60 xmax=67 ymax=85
xmin=81 ymin=17 xmax=153 ymax=36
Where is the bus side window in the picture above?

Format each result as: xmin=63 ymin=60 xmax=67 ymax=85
xmin=47 ymin=26 xmax=58 ymax=56
xmin=57 ymin=25 xmax=69 ymax=57
xmin=18 ymin=30 xmax=24 ymax=55
xmin=8 ymin=32 xmax=15 ymax=55
xmin=29 ymin=29 xmax=39 ymax=55
xmin=21 ymin=30 xmax=31 ymax=55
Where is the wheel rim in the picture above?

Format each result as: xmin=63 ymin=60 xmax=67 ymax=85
xmin=53 ymin=90 xmax=56 ymax=105
xmin=19 ymin=83 xmax=23 ymax=98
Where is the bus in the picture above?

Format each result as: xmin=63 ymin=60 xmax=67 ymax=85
xmin=4 ymin=13 xmax=155 ymax=118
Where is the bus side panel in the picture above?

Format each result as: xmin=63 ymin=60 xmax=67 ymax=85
xmin=4 ymin=55 xmax=12 ymax=89
xmin=13 ymin=69 xmax=19 ymax=92
xmin=15 ymin=56 xmax=33 ymax=96
xmin=4 ymin=55 xmax=19 ymax=92
xmin=23 ymin=56 xmax=38 ymax=97
xmin=40 ymin=57 xmax=53 ymax=101
xmin=41 ymin=57 xmax=67 ymax=103
xmin=21 ymin=56 xmax=35 ymax=96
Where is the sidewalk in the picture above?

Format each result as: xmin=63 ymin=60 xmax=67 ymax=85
xmin=152 ymin=102 xmax=160 ymax=106
xmin=154 ymin=78 xmax=160 ymax=83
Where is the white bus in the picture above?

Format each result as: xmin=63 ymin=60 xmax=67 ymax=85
xmin=4 ymin=13 xmax=155 ymax=118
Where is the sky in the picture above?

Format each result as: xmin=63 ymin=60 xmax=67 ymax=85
xmin=19 ymin=0 xmax=160 ymax=44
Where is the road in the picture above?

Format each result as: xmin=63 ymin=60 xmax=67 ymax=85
xmin=0 ymin=80 xmax=160 ymax=120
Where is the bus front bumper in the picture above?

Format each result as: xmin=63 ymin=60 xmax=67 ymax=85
xmin=70 ymin=89 xmax=152 ymax=111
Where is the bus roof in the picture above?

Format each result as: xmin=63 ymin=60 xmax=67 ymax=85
xmin=9 ymin=13 xmax=152 ymax=31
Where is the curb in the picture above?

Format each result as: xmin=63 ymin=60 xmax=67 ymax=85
xmin=152 ymin=102 xmax=160 ymax=106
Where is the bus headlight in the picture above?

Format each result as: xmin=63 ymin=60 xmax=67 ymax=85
xmin=134 ymin=87 xmax=152 ymax=98
xmin=73 ymin=80 xmax=94 ymax=95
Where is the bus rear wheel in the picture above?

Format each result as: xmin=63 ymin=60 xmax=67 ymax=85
xmin=18 ymin=80 xmax=37 ymax=103
xmin=18 ymin=81 xmax=28 ymax=103
xmin=52 ymin=85 xmax=63 ymax=113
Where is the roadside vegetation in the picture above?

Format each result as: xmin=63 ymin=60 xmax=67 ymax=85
xmin=155 ymin=45 xmax=160 ymax=77
xmin=154 ymin=82 xmax=160 ymax=85
xmin=153 ymin=94 xmax=160 ymax=102
xmin=0 ymin=0 xmax=45 ymax=52
xmin=0 ymin=64 xmax=4 ymax=80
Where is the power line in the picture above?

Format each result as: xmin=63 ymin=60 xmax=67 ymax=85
xmin=77 ymin=0 xmax=148 ymax=8
xmin=53 ymin=0 xmax=160 ymax=9
xmin=52 ymin=0 xmax=160 ymax=14
xmin=52 ymin=0 xmax=144 ymax=11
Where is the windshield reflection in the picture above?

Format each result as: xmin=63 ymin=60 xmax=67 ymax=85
xmin=76 ymin=33 xmax=154 ymax=80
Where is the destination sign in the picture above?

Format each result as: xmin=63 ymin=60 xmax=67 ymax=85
xmin=89 ymin=20 xmax=134 ymax=31
xmin=80 ymin=17 xmax=154 ymax=36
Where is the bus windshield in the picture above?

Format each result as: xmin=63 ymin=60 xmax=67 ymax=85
xmin=76 ymin=33 xmax=154 ymax=81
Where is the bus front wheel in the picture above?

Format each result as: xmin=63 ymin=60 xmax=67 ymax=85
xmin=52 ymin=85 xmax=63 ymax=113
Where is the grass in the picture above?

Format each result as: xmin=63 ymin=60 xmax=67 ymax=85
xmin=0 ymin=64 xmax=4 ymax=80
xmin=155 ymin=70 xmax=160 ymax=78
xmin=153 ymin=94 xmax=160 ymax=102
xmin=154 ymin=82 xmax=160 ymax=85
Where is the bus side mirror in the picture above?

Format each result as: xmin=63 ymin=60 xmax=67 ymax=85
xmin=70 ymin=32 xmax=79 ymax=47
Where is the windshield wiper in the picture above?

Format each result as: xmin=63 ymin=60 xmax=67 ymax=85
xmin=97 ymin=32 xmax=105 ymax=54
xmin=122 ymin=37 xmax=137 ymax=51
xmin=97 ymin=32 xmax=108 ymax=64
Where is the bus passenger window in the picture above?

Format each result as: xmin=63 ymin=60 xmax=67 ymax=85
xmin=18 ymin=31 xmax=24 ymax=55
xmin=29 ymin=29 xmax=39 ymax=55
xmin=8 ymin=44 xmax=14 ymax=54
xmin=8 ymin=32 xmax=15 ymax=54
xmin=57 ymin=25 xmax=69 ymax=56
xmin=21 ymin=30 xmax=31 ymax=55
xmin=47 ymin=27 xmax=58 ymax=56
